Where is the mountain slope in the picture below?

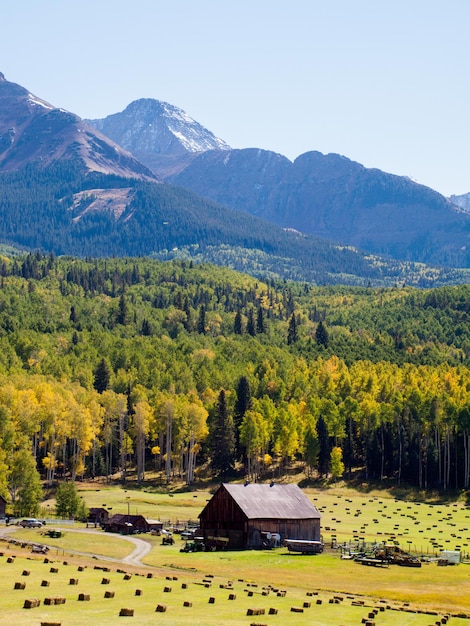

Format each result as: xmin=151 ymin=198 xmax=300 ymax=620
xmin=167 ymin=148 xmax=470 ymax=268
xmin=87 ymin=98 xmax=230 ymax=177
xmin=0 ymin=73 xmax=157 ymax=180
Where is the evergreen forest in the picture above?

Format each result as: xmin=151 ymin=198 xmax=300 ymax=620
xmin=2 ymin=252 xmax=470 ymax=515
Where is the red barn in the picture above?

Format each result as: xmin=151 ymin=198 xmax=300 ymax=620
xmin=199 ymin=483 xmax=321 ymax=550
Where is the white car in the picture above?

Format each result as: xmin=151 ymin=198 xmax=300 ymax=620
xmin=19 ymin=518 xmax=43 ymax=528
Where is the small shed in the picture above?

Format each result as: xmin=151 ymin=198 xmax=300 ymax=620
xmin=199 ymin=483 xmax=321 ymax=550
xmin=87 ymin=507 xmax=109 ymax=527
xmin=0 ymin=494 xmax=6 ymax=518
xmin=102 ymin=513 xmax=149 ymax=535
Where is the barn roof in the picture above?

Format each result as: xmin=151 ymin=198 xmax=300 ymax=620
xmin=103 ymin=513 xmax=147 ymax=525
xmin=221 ymin=483 xmax=320 ymax=520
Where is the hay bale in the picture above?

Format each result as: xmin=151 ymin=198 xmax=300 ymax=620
xmin=247 ymin=608 xmax=265 ymax=616
xmin=40 ymin=622 xmax=61 ymax=626
xmin=77 ymin=566 xmax=85 ymax=571
xmin=208 ymin=597 xmax=215 ymax=604
xmin=22 ymin=570 xmax=31 ymax=576
xmin=23 ymin=598 xmax=40 ymax=609
xmin=303 ymin=601 xmax=311 ymax=608
xmin=78 ymin=593 xmax=90 ymax=601
xmin=316 ymin=599 xmax=323 ymax=605
xmin=104 ymin=591 xmax=115 ymax=598
xmin=50 ymin=567 xmax=59 ymax=573
xmin=291 ymin=607 xmax=304 ymax=613
xmin=135 ymin=589 xmax=143 ymax=596
xmin=6 ymin=557 xmax=14 ymax=563
xmin=163 ymin=586 xmax=172 ymax=593
xmin=268 ymin=608 xmax=278 ymax=615
xmin=155 ymin=604 xmax=167 ymax=612
xmin=146 ymin=573 xmax=153 ymax=579
xmin=14 ymin=582 xmax=26 ymax=590
xmin=119 ymin=608 xmax=134 ymax=616
xmin=41 ymin=580 xmax=50 ymax=587
xmin=123 ymin=574 xmax=132 ymax=580
xmin=101 ymin=578 xmax=110 ymax=584
xmin=183 ymin=601 xmax=192 ymax=607
xmin=181 ymin=583 xmax=187 ymax=589
xmin=69 ymin=578 xmax=79 ymax=585
xmin=44 ymin=597 xmax=66 ymax=605
xmin=228 ymin=593 xmax=236 ymax=600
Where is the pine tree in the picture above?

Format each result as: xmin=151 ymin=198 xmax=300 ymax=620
xmin=287 ymin=312 xmax=298 ymax=344
xmin=210 ymin=390 xmax=236 ymax=475
xmin=197 ymin=304 xmax=206 ymax=334
xmin=183 ymin=296 xmax=193 ymax=331
xmin=93 ymin=358 xmax=111 ymax=394
xmin=234 ymin=376 xmax=252 ymax=456
xmin=234 ymin=309 xmax=243 ymax=334
xmin=116 ymin=294 xmax=129 ymax=325
xmin=141 ymin=318 xmax=151 ymax=336
xmin=256 ymin=306 xmax=265 ymax=334
xmin=315 ymin=320 xmax=329 ymax=348
xmin=246 ymin=309 xmax=256 ymax=336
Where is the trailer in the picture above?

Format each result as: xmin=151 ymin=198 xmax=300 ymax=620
xmin=284 ymin=539 xmax=324 ymax=554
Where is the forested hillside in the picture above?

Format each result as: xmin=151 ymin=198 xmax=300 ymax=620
xmin=2 ymin=254 xmax=470 ymax=515
xmin=2 ymin=162 xmax=470 ymax=287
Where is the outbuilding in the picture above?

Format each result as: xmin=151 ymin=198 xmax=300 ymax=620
xmin=102 ymin=513 xmax=149 ymax=534
xmin=87 ymin=507 xmax=109 ymax=527
xmin=199 ymin=483 xmax=321 ymax=550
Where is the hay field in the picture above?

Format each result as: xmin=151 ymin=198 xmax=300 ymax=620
xmin=4 ymin=481 xmax=466 ymax=623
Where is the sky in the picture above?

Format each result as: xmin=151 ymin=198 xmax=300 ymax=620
xmin=2 ymin=0 xmax=470 ymax=196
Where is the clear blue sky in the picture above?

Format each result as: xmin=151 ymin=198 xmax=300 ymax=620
xmin=2 ymin=0 xmax=469 ymax=196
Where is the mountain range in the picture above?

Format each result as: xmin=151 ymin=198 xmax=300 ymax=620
xmin=88 ymin=101 xmax=470 ymax=269
xmin=0 ymin=71 xmax=469 ymax=286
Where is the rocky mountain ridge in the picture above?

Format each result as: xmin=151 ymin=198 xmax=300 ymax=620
xmin=87 ymin=98 xmax=230 ymax=177
xmin=0 ymin=73 xmax=156 ymax=180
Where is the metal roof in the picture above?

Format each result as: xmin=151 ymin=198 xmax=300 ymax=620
xmin=222 ymin=483 xmax=321 ymax=520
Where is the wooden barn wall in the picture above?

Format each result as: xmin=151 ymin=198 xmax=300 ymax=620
xmin=247 ymin=518 xmax=320 ymax=548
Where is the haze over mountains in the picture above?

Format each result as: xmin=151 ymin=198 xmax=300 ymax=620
xmin=0 ymin=71 xmax=469 ymax=286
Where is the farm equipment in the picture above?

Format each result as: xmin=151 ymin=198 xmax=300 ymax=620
xmin=31 ymin=544 xmax=48 ymax=554
xmin=180 ymin=538 xmax=204 ymax=553
xmin=353 ymin=544 xmax=422 ymax=568
xmin=161 ymin=534 xmax=175 ymax=545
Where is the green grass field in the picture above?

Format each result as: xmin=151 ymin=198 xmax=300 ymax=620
xmin=2 ymin=480 xmax=469 ymax=624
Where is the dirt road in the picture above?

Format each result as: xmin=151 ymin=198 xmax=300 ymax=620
xmin=0 ymin=525 xmax=152 ymax=567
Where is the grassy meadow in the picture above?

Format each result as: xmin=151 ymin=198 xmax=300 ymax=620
xmin=3 ymin=480 xmax=470 ymax=624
